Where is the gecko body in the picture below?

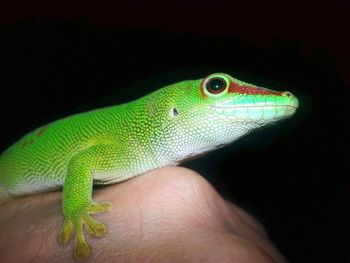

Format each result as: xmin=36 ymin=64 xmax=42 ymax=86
xmin=0 ymin=73 xmax=298 ymax=260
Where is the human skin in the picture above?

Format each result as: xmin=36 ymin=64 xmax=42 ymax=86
xmin=0 ymin=167 xmax=288 ymax=263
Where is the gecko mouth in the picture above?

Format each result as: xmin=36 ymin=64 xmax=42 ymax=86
xmin=210 ymin=104 xmax=298 ymax=110
xmin=211 ymin=95 xmax=299 ymax=111
xmin=208 ymin=92 xmax=299 ymax=120
xmin=209 ymin=103 xmax=298 ymax=120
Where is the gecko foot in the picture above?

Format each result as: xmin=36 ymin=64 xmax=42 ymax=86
xmin=59 ymin=202 xmax=112 ymax=260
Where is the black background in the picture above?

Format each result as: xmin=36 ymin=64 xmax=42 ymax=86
xmin=1 ymin=1 xmax=348 ymax=262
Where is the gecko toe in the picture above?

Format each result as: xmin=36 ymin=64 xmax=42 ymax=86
xmin=87 ymin=202 xmax=112 ymax=214
xmin=74 ymin=229 xmax=90 ymax=261
xmin=59 ymin=219 xmax=74 ymax=246
xmin=84 ymin=214 xmax=108 ymax=238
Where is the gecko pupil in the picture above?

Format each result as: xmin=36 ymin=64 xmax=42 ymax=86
xmin=206 ymin=77 xmax=226 ymax=94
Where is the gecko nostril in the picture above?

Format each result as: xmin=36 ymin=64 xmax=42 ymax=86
xmin=283 ymin=91 xmax=293 ymax=98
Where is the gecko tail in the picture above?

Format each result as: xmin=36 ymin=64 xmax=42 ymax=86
xmin=0 ymin=184 xmax=12 ymax=204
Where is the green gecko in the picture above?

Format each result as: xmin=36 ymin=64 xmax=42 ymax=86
xmin=0 ymin=73 xmax=298 ymax=260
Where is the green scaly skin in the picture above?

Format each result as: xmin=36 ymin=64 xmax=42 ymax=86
xmin=0 ymin=73 xmax=298 ymax=260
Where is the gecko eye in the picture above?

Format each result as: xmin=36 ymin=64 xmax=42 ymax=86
xmin=205 ymin=77 xmax=227 ymax=94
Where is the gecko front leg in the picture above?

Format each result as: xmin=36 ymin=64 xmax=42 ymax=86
xmin=59 ymin=145 xmax=120 ymax=260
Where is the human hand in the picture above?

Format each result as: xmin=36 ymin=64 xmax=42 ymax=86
xmin=0 ymin=166 xmax=287 ymax=262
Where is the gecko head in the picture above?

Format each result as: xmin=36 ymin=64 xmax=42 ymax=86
xmin=198 ymin=73 xmax=299 ymax=124
xmin=163 ymin=73 xmax=299 ymax=157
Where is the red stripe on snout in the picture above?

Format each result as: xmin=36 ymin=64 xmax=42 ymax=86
xmin=228 ymin=82 xmax=282 ymax=96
